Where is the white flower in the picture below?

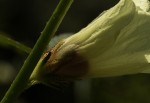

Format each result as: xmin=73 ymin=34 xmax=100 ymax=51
xmin=31 ymin=0 xmax=150 ymax=82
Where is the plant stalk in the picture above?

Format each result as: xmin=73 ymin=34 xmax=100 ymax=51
xmin=0 ymin=0 xmax=73 ymax=103
xmin=0 ymin=34 xmax=32 ymax=53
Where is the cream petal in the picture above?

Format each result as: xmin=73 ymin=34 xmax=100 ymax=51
xmin=133 ymin=0 xmax=150 ymax=12
xmin=59 ymin=0 xmax=150 ymax=78
xmin=61 ymin=0 xmax=135 ymax=52
xmin=83 ymin=0 xmax=150 ymax=77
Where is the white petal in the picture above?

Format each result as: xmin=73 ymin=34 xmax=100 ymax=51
xmin=62 ymin=0 xmax=135 ymax=49
xmin=60 ymin=0 xmax=150 ymax=78
xmin=133 ymin=0 xmax=150 ymax=12
xmin=85 ymin=0 xmax=150 ymax=77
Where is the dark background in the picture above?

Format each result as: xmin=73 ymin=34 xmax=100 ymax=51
xmin=1 ymin=0 xmax=150 ymax=103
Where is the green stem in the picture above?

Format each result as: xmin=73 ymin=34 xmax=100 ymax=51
xmin=0 ymin=0 xmax=73 ymax=103
xmin=0 ymin=34 xmax=32 ymax=53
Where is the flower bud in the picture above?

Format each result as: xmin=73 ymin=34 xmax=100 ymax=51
xmin=31 ymin=0 xmax=150 ymax=83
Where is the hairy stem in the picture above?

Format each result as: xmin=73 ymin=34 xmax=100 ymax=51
xmin=0 ymin=34 xmax=32 ymax=53
xmin=0 ymin=0 xmax=73 ymax=103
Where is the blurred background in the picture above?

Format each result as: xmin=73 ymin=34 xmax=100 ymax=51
xmin=1 ymin=0 xmax=150 ymax=103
